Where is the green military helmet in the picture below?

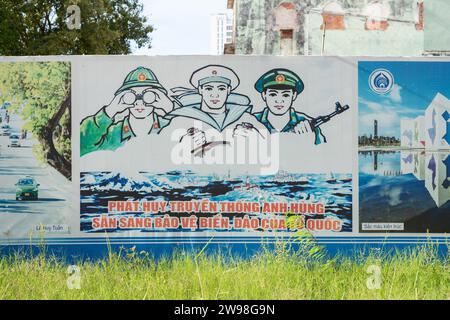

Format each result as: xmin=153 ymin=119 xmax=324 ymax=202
xmin=255 ymin=68 xmax=304 ymax=94
xmin=115 ymin=66 xmax=167 ymax=95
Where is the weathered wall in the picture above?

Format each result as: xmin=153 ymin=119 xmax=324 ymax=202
xmin=234 ymin=0 xmax=425 ymax=56
xmin=424 ymin=0 xmax=450 ymax=52
xmin=234 ymin=0 xmax=322 ymax=55
xmin=307 ymin=12 xmax=423 ymax=56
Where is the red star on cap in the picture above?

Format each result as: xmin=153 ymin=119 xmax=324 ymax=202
xmin=124 ymin=125 xmax=129 ymax=133
xmin=138 ymin=73 xmax=147 ymax=81
xmin=153 ymin=122 xmax=159 ymax=129
xmin=275 ymin=74 xmax=285 ymax=83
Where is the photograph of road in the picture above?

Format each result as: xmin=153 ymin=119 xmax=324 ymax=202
xmin=0 ymin=61 xmax=73 ymax=238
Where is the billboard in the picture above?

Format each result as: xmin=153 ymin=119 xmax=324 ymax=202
xmin=0 ymin=56 xmax=449 ymax=254
xmin=358 ymin=61 xmax=450 ymax=233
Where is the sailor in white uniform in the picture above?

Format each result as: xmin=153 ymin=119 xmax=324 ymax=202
xmin=162 ymin=65 xmax=268 ymax=157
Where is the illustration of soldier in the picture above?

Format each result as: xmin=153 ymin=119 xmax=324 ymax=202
xmin=165 ymin=65 xmax=269 ymax=156
xmin=80 ymin=67 xmax=175 ymax=156
xmin=254 ymin=68 xmax=349 ymax=144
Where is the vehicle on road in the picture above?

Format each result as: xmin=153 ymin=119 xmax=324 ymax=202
xmin=1 ymin=102 xmax=11 ymax=110
xmin=0 ymin=124 xmax=11 ymax=136
xmin=15 ymin=177 xmax=40 ymax=200
xmin=8 ymin=134 xmax=21 ymax=147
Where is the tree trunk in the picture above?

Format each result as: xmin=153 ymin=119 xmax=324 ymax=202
xmin=40 ymin=89 xmax=72 ymax=180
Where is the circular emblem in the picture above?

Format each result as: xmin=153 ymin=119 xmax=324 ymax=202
xmin=138 ymin=73 xmax=147 ymax=81
xmin=212 ymin=70 xmax=217 ymax=75
xmin=275 ymin=74 xmax=285 ymax=83
xmin=369 ymin=69 xmax=394 ymax=94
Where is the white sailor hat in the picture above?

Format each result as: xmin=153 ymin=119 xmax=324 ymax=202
xmin=190 ymin=65 xmax=239 ymax=90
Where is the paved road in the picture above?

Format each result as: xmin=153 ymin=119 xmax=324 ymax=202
xmin=0 ymin=113 xmax=74 ymax=238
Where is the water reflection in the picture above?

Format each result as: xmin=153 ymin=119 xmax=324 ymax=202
xmin=359 ymin=150 xmax=450 ymax=233
xmin=359 ymin=150 xmax=401 ymax=176
xmin=360 ymin=150 xmax=449 ymax=207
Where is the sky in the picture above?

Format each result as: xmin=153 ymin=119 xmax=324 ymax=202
xmin=132 ymin=0 xmax=229 ymax=55
xmin=358 ymin=61 xmax=450 ymax=138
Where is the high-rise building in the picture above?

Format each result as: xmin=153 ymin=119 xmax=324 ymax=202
xmin=210 ymin=12 xmax=233 ymax=55
xmin=374 ymin=120 xmax=378 ymax=138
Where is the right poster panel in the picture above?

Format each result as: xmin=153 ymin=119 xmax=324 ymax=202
xmin=358 ymin=60 xmax=450 ymax=233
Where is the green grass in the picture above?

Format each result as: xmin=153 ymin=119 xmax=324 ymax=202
xmin=0 ymin=242 xmax=449 ymax=300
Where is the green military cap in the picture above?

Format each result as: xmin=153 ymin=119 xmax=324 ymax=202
xmin=254 ymin=68 xmax=304 ymax=94
xmin=115 ymin=66 xmax=167 ymax=95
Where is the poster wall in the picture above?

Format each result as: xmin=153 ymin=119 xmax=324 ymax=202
xmin=358 ymin=61 xmax=450 ymax=233
xmin=0 ymin=56 xmax=448 ymax=250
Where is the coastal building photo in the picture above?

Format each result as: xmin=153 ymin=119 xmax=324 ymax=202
xmin=358 ymin=60 xmax=450 ymax=233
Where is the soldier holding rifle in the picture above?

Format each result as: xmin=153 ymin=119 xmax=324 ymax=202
xmin=254 ymin=68 xmax=349 ymax=145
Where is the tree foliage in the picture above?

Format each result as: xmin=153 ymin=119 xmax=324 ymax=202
xmin=0 ymin=0 xmax=153 ymax=55
xmin=0 ymin=1 xmax=153 ymax=178
xmin=0 ymin=62 xmax=72 ymax=179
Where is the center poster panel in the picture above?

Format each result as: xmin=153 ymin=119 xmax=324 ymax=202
xmin=77 ymin=56 xmax=355 ymax=237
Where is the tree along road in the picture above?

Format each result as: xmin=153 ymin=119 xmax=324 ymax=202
xmin=0 ymin=113 xmax=74 ymax=238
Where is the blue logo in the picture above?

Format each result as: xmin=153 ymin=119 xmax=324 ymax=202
xmin=369 ymin=69 xmax=394 ymax=94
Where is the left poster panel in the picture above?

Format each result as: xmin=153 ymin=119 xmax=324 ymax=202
xmin=0 ymin=61 xmax=74 ymax=237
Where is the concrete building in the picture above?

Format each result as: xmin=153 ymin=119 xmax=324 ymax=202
xmin=400 ymin=93 xmax=450 ymax=150
xmin=425 ymin=152 xmax=450 ymax=207
xmin=400 ymin=150 xmax=415 ymax=174
xmin=412 ymin=151 xmax=425 ymax=181
xmin=400 ymin=150 xmax=448 ymax=207
xmin=424 ymin=93 xmax=450 ymax=150
xmin=400 ymin=118 xmax=415 ymax=148
xmin=210 ymin=12 xmax=234 ymax=55
xmin=413 ymin=115 xmax=425 ymax=148
xmin=400 ymin=150 xmax=425 ymax=180
xmin=225 ymin=0 xmax=448 ymax=56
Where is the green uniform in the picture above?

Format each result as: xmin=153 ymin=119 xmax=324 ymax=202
xmin=80 ymin=107 xmax=169 ymax=156
xmin=80 ymin=66 xmax=171 ymax=157
xmin=253 ymin=68 xmax=327 ymax=144
xmin=254 ymin=107 xmax=326 ymax=144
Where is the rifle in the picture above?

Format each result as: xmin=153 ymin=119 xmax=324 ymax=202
xmin=309 ymin=102 xmax=350 ymax=130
